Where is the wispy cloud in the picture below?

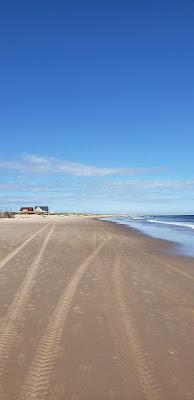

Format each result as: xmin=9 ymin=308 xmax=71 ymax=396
xmin=1 ymin=178 xmax=194 ymax=196
xmin=0 ymin=153 xmax=153 ymax=177
xmin=0 ymin=181 xmax=45 ymax=192
xmin=111 ymin=179 xmax=194 ymax=190
xmin=1 ymin=153 xmax=193 ymax=212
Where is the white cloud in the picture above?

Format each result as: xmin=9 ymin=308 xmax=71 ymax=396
xmin=0 ymin=154 xmax=151 ymax=177
xmin=1 ymin=178 xmax=194 ymax=196
xmin=1 ymin=155 xmax=193 ymax=212
xmin=111 ymin=179 xmax=194 ymax=190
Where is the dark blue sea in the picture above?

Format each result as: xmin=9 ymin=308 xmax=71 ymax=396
xmin=101 ymin=215 xmax=194 ymax=257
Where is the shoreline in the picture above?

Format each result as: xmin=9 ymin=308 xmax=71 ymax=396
xmin=99 ymin=216 xmax=194 ymax=258
xmin=98 ymin=218 xmax=180 ymax=254
xmin=1 ymin=213 xmax=193 ymax=259
xmin=97 ymin=218 xmax=194 ymax=275
xmin=1 ymin=212 xmax=194 ymax=259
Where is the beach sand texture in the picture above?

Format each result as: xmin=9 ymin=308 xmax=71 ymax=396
xmin=0 ymin=216 xmax=194 ymax=399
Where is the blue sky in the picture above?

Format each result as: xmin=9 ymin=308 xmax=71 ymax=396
xmin=0 ymin=0 xmax=194 ymax=213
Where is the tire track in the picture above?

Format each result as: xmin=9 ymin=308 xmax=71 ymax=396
xmin=100 ymin=220 xmax=194 ymax=282
xmin=141 ymin=249 xmax=194 ymax=283
xmin=100 ymin=225 xmax=193 ymax=400
xmin=112 ymin=254 xmax=163 ymax=400
xmin=0 ymin=224 xmax=50 ymax=272
xmin=0 ymin=224 xmax=55 ymax=374
xmin=114 ymin=231 xmax=194 ymax=283
xmin=94 ymin=226 xmax=163 ymax=399
xmin=94 ymin=251 xmax=140 ymax=398
xmin=110 ymin=231 xmax=194 ymax=315
xmin=18 ymin=239 xmax=106 ymax=400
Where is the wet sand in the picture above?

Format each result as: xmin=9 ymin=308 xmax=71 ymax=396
xmin=0 ymin=216 xmax=194 ymax=399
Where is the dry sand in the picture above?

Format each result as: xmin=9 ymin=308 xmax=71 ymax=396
xmin=0 ymin=216 xmax=194 ymax=399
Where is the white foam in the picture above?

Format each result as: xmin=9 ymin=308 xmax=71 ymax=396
xmin=147 ymin=219 xmax=194 ymax=230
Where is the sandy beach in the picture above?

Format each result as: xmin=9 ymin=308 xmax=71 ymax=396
xmin=0 ymin=216 xmax=194 ymax=399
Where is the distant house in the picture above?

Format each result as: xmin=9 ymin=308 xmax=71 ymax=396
xmin=34 ymin=206 xmax=49 ymax=213
xmin=20 ymin=207 xmax=34 ymax=213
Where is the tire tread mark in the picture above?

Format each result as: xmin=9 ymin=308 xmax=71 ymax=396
xmin=116 ymin=232 xmax=194 ymax=283
xmin=112 ymin=255 xmax=163 ymax=400
xmin=100 ymin=222 xmax=194 ymax=282
xmin=18 ymin=240 xmax=105 ymax=400
xmin=94 ymin=252 xmax=140 ymax=398
xmin=0 ymin=224 xmax=50 ymax=272
xmin=0 ymin=224 xmax=55 ymax=374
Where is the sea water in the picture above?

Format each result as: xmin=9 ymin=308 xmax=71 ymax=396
xmin=101 ymin=215 xmax=194 ymax=257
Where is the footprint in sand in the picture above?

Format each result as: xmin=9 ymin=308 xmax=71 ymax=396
xmin=73 ymin=323 xmax=83 ymax=332
xmin=80 ymin=364 xmax=92 ymax=371
xmin=0 ymin=384 xmax=8 ymax=398
xmin=17 ymin=352 xmax=26 ymax=366
xmin=73 ymin=305 xmax=83 ymax=315
xmin=108 ymin=388 xmax=118 ymax=398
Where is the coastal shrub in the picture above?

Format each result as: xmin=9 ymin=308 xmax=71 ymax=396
xmin=0 ymin=212 xmax=15 ymax=218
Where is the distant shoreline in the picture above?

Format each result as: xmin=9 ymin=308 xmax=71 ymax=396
xmin=101 ymin=215 xmax=194 ymax=258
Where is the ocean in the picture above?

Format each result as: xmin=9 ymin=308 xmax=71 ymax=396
xmin=101 ymin=215 xmax=194 ymax=257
